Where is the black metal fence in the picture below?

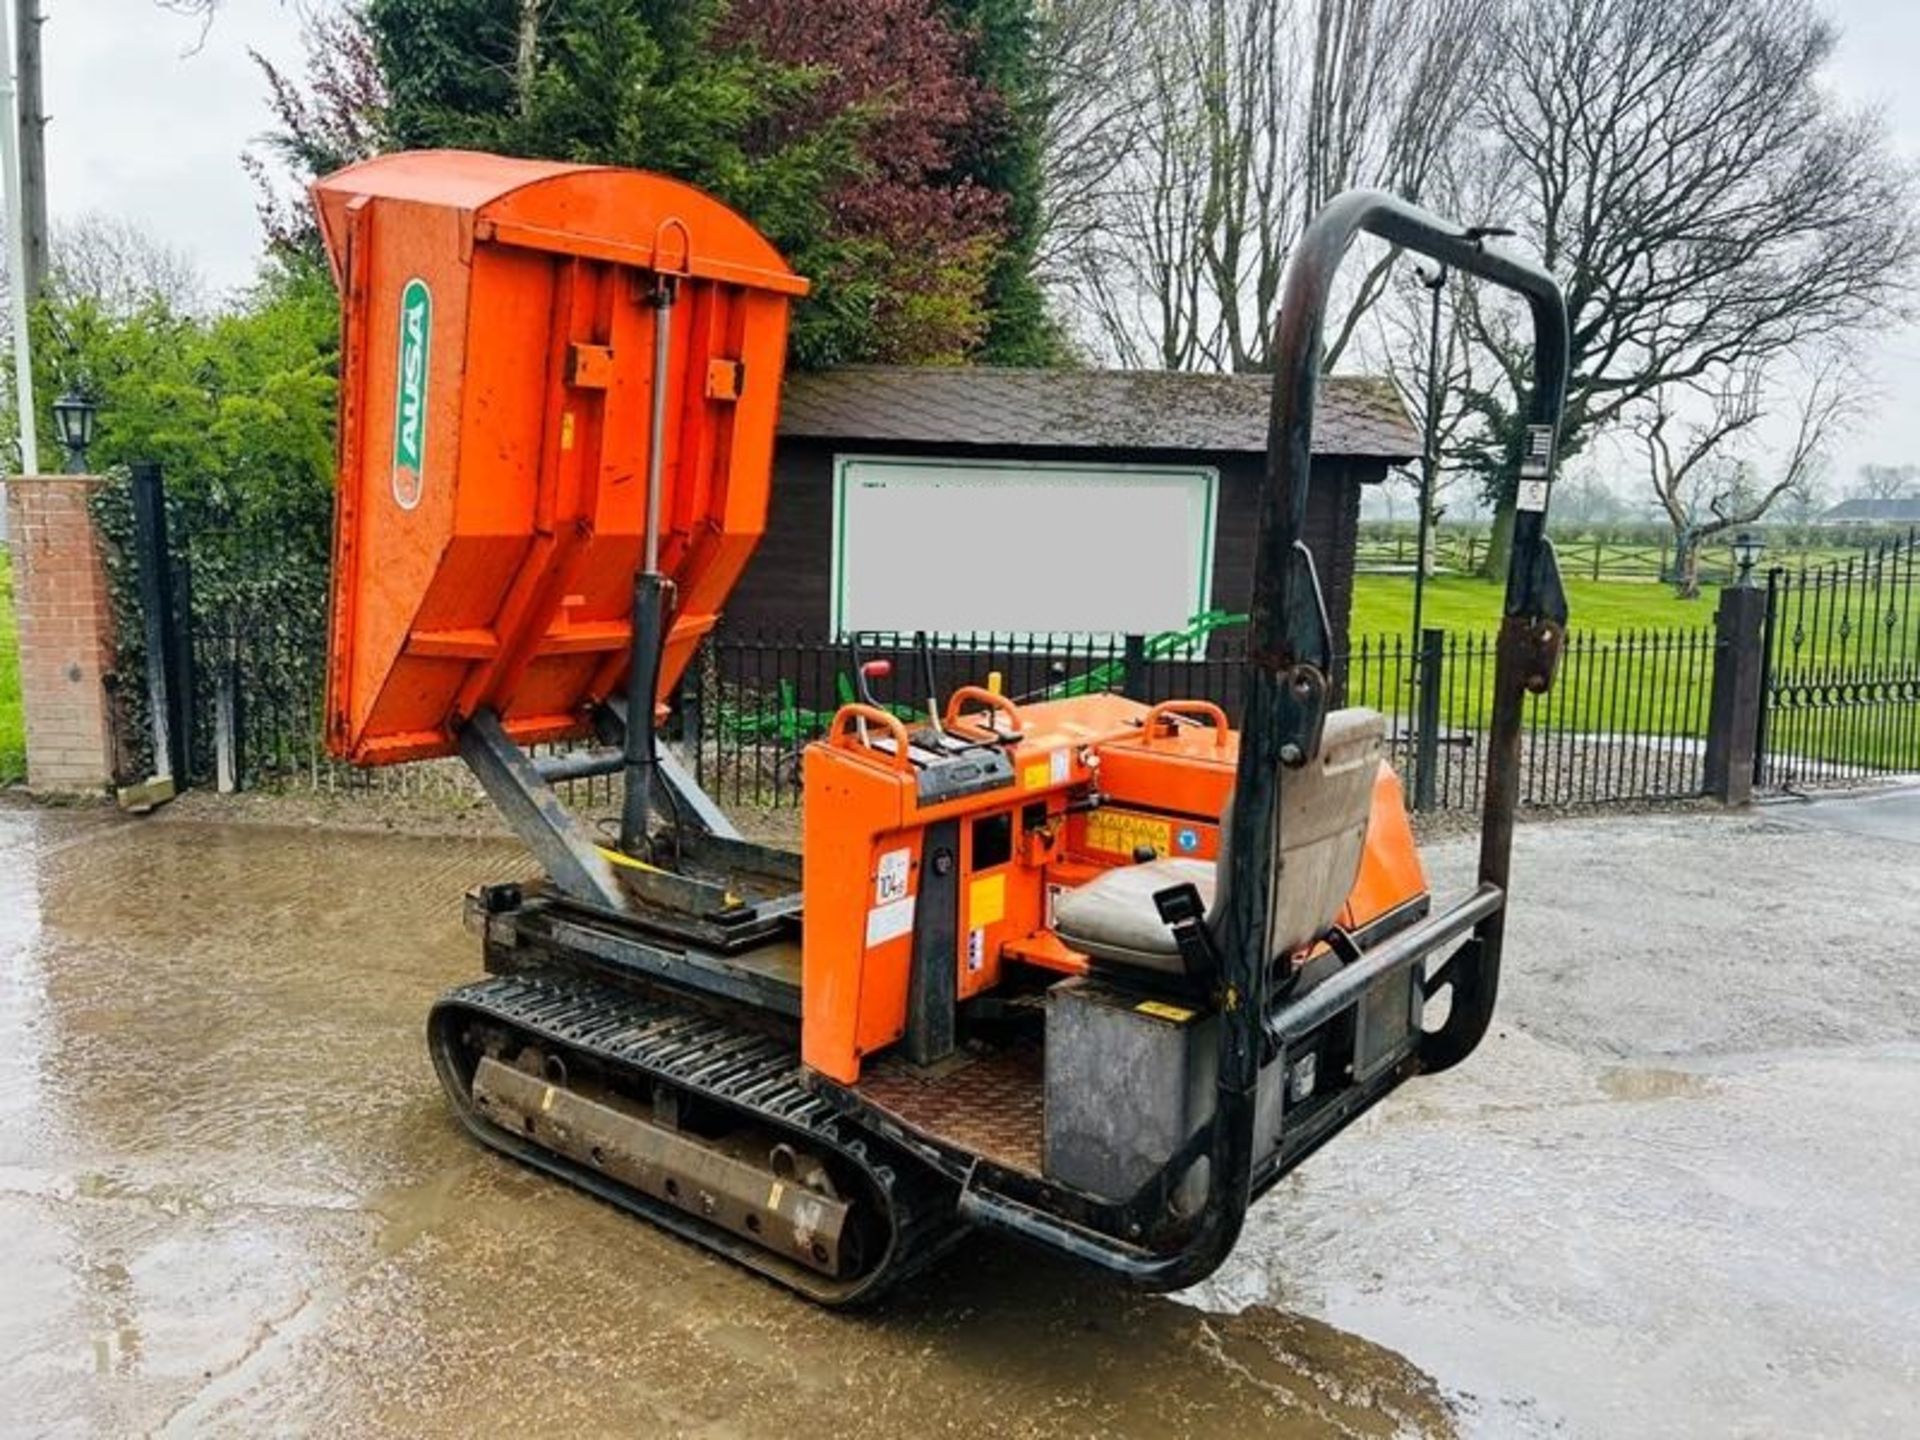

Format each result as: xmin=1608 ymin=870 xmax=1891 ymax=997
xmin=127 ymin=457 xmax=1920 ymax=817
xmin=182 ymin=516 xmax=331 ymax=791
xmin=682 ymin=624 xmax=1720 ymax=814
xmin=1758 ymin=527 xmax=1920 ymax=789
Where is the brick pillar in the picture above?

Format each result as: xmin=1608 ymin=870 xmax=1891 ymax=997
xmin=6 ymin=475 xmax=118 ymax=791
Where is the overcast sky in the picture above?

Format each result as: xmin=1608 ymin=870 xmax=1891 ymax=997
xmin=37 ymin=0 xmax=1920 ymax=492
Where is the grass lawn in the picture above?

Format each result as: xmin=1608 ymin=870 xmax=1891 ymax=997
xmin=1345 ymin=571 xmax=1916 ymax=768
xmin=1 ymin=550 xmax=22 ymax=781
xmin=1344 ymin=572 xmax=1723 ymax=740
xmin=1350 ymin=572 xmax=1723 ymax=640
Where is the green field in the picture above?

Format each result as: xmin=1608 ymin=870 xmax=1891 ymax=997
xmin=1340 ymin=573 xmax=1720 ymax=739
xmin=1356 ymin=524 xmax=1908 ymax=586
xmin=1350 ymin=572 xmax=1722 ymax=640
xmin=1349 ymin=574 xmax=1723 ymax=739
xmin=1344 ymin=570 xmax=1918 ymax=770
xmin=1 ymin=550 xmax=21 ymax=781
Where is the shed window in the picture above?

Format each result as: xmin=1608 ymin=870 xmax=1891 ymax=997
xmin=830 ymin=454 xmax=1218 ymax=643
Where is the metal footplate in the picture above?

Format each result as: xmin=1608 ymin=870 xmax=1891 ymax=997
xmin=428 ymin=973 xmax=965 ymax=1305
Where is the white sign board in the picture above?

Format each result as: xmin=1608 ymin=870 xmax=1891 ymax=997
xmin=830 ymin=455 xmax=1218 ymax=639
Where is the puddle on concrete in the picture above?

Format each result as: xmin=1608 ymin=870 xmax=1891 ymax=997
xmin=1596 ymin=1065 xmax=1711 ymax=1101
xmin=368 ymin=1165 xmax=471 ymax=1259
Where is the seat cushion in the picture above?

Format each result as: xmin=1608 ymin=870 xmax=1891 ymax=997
xmin=1051 ymin=858 xmax=1213 ymax=974
xmin=1050 ymin=707 xmax=1387 ymax=974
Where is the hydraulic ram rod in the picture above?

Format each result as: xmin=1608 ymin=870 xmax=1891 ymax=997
xmin=620 ymin=272 xmax=679 ymax=855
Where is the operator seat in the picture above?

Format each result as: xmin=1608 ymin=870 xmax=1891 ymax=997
xmin=1051 ymin=708 xmax=1386 ymax=976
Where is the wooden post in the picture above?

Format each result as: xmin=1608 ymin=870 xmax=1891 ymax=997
xmin=1704 ymin=584 xmax=1768 ymax=805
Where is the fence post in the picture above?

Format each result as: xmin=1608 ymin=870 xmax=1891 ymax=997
xmin=680 ymin=672 xmax=704 ymax=755
xmin=213 ymin=634 xmax=241 ymax=793
xmin=683 ymin=650 xmax=708 ymax=789
xmin=129 ymin=460 xmax=183 ymax=787
xmin=1703 ymin=583 xmax=1768 ymax=805
xmin=1413 ymin=627 xmax=1443 ymax=812
xmin=1121 ymin=633 xmax=1148 ymax=701
xmin=170 ymin=548 xmax=195 ymax=781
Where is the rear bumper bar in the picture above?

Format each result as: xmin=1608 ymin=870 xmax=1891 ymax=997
xmin=1272 ymin=882 xmax=1503 ymax=1044
xmin=956 ymin=882 xmax=1507 ymax=1287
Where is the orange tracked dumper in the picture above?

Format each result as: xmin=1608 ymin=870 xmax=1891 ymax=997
xmin=315 ymin=150 xmax=1571 ymax=1302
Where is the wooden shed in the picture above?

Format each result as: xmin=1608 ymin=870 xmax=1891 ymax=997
xmin=729 ymin=366 xmax=1419 ymax=653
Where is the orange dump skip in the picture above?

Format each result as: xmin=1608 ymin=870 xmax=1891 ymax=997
xmin=312 ymin=149 xmax=807 ymax=765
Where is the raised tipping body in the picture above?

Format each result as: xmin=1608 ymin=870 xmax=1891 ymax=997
xmin=313 ymin=150 xmax=806 ymax=764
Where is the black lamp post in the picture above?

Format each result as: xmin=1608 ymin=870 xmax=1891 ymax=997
xmin=51 ymin=389 xmax=98 ymax=473
xmin=1402 ymin=264 xmax=1449 ymax=813
xmin=1409 ymin=266 xmax=1448 ymax=647
xmin=1732 ymin=530 xmax=1765 ymax=588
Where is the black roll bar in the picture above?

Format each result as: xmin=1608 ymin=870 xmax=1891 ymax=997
xmin=959 ymin=189 xmax=1570 ymax=1290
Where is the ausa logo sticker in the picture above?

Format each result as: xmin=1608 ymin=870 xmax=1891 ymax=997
xmin=390 ymin=277 xmax=433 ymax=510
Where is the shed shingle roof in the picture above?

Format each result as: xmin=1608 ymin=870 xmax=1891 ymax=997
xmin=777 ymin=365 xmax=1419 ymax=460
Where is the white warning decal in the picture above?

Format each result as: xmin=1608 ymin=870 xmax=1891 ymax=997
xmin=865 ymin=897 xmax=916 ymax=947
xmin=874 ymin=847 xmax=911 ymax=904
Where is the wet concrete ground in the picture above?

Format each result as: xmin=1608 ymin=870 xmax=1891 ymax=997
xmin=2 ymin=790 xmax=1916 ymax=1437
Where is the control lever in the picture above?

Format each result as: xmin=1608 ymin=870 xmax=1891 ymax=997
xmin=855 ymin=659 xmax=892 ymax=745
xmin=913 ymin=630 xmax=944 ymax=739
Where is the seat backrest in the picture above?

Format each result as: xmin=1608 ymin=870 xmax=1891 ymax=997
xmin=1208 ymin=707 xmax=1385 ymax=960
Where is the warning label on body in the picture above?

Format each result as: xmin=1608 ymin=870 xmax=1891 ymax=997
xmin=1083 ymin=809 xmax=1173 ymax=858
xmin=875 ymin=847 xmax=911 ymax=904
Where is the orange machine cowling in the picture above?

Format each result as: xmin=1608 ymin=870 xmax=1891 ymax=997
xmin=312 ymin=150 xmax=808 ymax=765
xmin=800 ymin=693 xmax=1428 ymax=1085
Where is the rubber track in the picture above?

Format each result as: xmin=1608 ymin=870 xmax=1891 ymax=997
xmin=429 ymin=972 xmax=965 ymax=1305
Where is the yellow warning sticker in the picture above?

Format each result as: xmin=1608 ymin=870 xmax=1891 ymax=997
xmin=1084 ymin=809 xmax=1172 ymax=857
xmin=970 ymin=872 xmax=1006 ymax=928
xmin=768 ymin=1180 xmax=785 ymax=1210
xmin=1022 ymin=761 xmax=1051 ymax=790
xmin=560 ymin=410 xmax=576 ymax=451
xmin=1135 ymin=1000 xmax=1196 ymax=1024
xmin=541 ymin=1085 xmax=557 ymax=1113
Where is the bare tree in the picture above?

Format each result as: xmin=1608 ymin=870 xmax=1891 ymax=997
xmin=1775 ymin=466 xmax=1829 ymax=528
xmin=47 ymin=214 xmax=206 ymax=317
xmin=1640 ymin=353 xmax=1858 ymax=596
xmin=1449 ymin=0 xmax=1919 ymax=577
xmin=0 ymin=216 xmax=206 ymax=396
xmin=1031 ymin=0 xmax=1152 ymax=287
xmin=248 ymin=2 xmax=385 ymax=256
xmin=1850 ymin=463 xmax=1920 ymax=502
xmin=1050 ymin=0 xmax=1496 ymax=373
xmin=1551 ymin=469 xmax=1630 ymax=527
